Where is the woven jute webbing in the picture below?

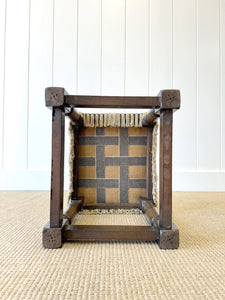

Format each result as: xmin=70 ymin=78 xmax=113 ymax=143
xmin=68 ymin=113 xmax=159 ymax=206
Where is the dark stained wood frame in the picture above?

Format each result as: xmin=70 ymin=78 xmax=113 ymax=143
xmin=43 ymin=87 xmax=180 ymax=250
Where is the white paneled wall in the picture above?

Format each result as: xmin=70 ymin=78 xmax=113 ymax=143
xmin=0 ymin=0 xmax=225 ymax=191
xmin=102 ymin=0 xmax=125 ymax=96
xmin=173 ymin=0 xmax=197 ymax=171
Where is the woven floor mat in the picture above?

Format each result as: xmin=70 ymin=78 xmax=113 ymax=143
xmin=0 ymin=191 xmax=225 ymax=300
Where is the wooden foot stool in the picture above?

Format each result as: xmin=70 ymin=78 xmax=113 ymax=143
xmin=43 ymin=88 xmax=180 ymax=250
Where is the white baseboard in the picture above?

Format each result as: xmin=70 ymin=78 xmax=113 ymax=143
xmin=0 ymin=170 xmax=224 ymax=191
xmin=173 ymin=170 xmax=225 ymax=191
xmin=0 ymin=170 xmax=69 ymax=190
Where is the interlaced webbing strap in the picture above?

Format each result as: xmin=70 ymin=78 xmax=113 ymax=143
xmin=67 ymin=115 xmax=159 ymax=205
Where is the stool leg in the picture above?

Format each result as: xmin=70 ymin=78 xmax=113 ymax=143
xmin=43 ymin=107 xmax=65 ymax=248
xmin=158 ymin=109 xmax=179 ymax=249
xmin=71 ymin=126 xmax=79 ymax=200
xmin=159 ymin=109 xmax=172 ymax=229
xmin=146 ymin=126 xmax=153 ymax=201
xmin=50 ymin=107 xmax=65 ymax=228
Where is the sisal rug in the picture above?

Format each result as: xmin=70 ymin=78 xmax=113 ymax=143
xmin=0 ymin=191 xmax=225 ymax=300
xmin=73 ymin=214 xmax=149 ymax=226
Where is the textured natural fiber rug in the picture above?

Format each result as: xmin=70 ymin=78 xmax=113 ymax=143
xmin=74 ymin=213 xmax=149 ymax=226
xmin=0 ymin=191 xmax=225 ymax=300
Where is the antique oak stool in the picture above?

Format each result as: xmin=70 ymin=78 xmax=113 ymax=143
xmin=43 ymin=87 xmax=181 ymax=249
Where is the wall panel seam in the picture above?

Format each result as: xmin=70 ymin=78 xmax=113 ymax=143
xmin=124 ymin=0 xmax=126 ymax=97
xmin=147 ymin=0 xmax=150 ymax=95
xmin=76 ymin=0 xmax=79 ymax=94
xmin=52 ymin=0 xmax=55 ymax=86
xmin=196 ymin=0 xmax=199 ymax=170
xmin=219 ymin=0 xmax=222 ymax=169
xmin=1 ymin=0 xmax=7 ymax=170
xmin=26 ymin=0 xmax=31 ymax=170
xmin=171 ymin=0 xmax=174 ymax=88
xmin=100 ymin=0 xmax=103 ymax=95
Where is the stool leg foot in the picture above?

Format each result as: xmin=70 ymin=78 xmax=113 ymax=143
xmin=43 ymin=223 xmax=62 ymax=249
xmin=157 ymin=223 xmax=179 ymax=249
